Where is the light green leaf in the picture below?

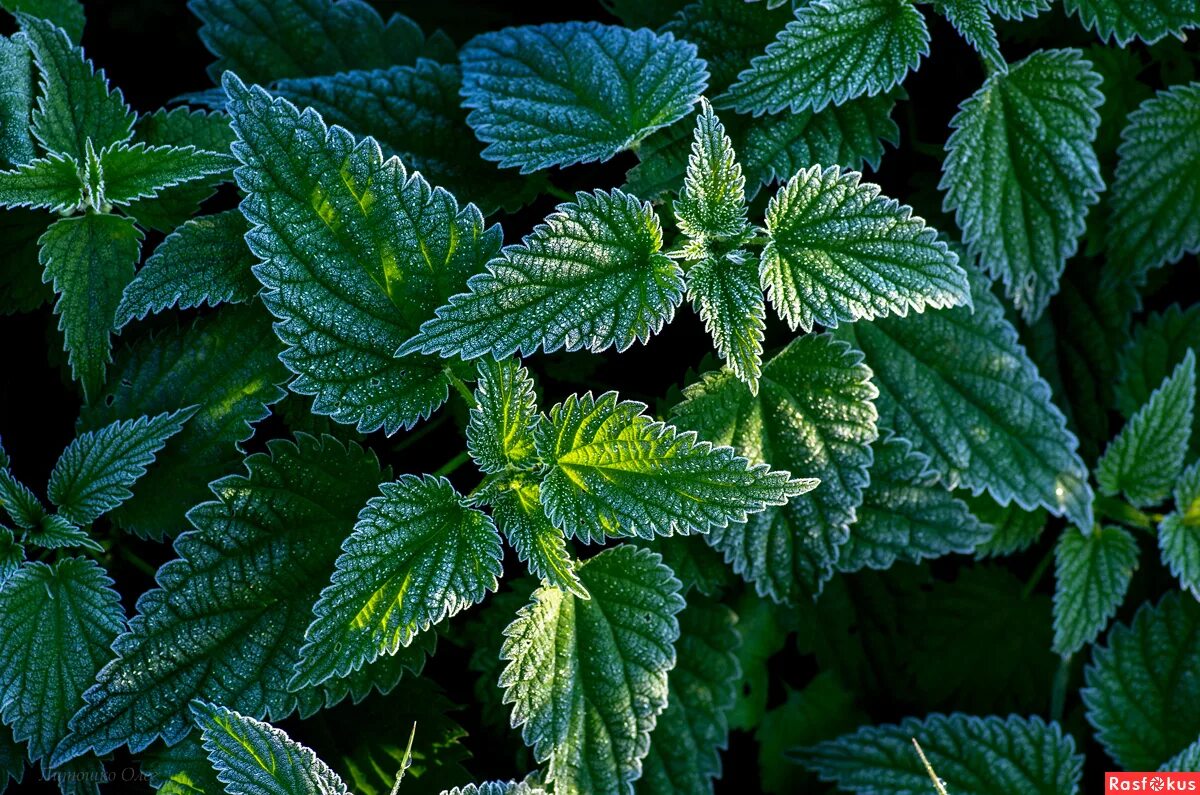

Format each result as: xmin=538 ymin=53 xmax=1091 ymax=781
xmin=761 ymin=164 xmax=969 ymax=332
xmin=935 ymin=0 xmax=1005 ymax=72
xmin=191 ymin=701 xmax=349 ymax=795
xmin=39 ymin=213 xmax=142 ymax=401
xmin=1158 ymin=461 xmax=1200 ymax=597
xmin=399 ymin=190 xmax=683 ymax=360
xmin=636 ymin=597 xmax=739 ymax=795
xmin=687 ymin=251 xmax=766 ymax=392
xmin=52 ymin=435 xmax=430 ymax=764
xmin=501 ymin=545 xmax=685 ymax=795
xmin=223 ymin=74 xmax=500 ymax=434
xmin=116 ymin=209 xmax=258 ymax=326
xmin=537 ymin=390 xmax=815 ymax=544
xmin=1106 ymin=82 xmax=1200 ymax=284
xmin=1063 ymin=0 xmax=1200 ymax=44
xmin=985 ymin=0 xmax=1050 ymax=18
xmin=722 ymin=0 xmax=929 ymax=115
xmin=941 ymin=49 xmax=1103 ymax=321
xmin=839 ymin=437 xmax=991 ymax=572
xmin=460 ymin=21 xmax=708 ymax=172
xmin=0 ymin=151 xmax=80 ymax=211
xmin=442 ymin=782 xmax=544 ymax=795
xmin=672 ymin=334 xmax=878 ymax=601
xmin=832 ymin=269 xmax=1094 ymax=529
xmin=1084 ymin=592 xmax=1200 ymax=770
xmin=292 ymin=475 xmax=501 ymax=689
xmin=0 ymin=34 xmax=35 ymax=166
xmin=491 ymin=483 xmax=586 ymax=599
xmin=0 ymin=558 xmax=123 ymax=775
xmin=97 ymin=142 xmax=231 ymax=207
xmin=1052 ymin=525 xmax=1139 ymax=657
xmin=467 ymin=358 xmax=539 ymax=475
xmin=796 ymin=714 xmax=1083 ymax=795
xmin=0 ymin=0 xmax=84 ymax=42
xmin=140 ymin=734 xmax=223 ymax=795
xmin=18 ymin=14 xmax=134 ymax=160
xmin=22 ymin=512 xmax=100 ymax=552
xmin=1096 ymin=349 xmax=1195 ymax=507
xmin=47 ymin=408 xmax=196 ymax=526
xmin=675 ymin=99 xmax=748 ymax=252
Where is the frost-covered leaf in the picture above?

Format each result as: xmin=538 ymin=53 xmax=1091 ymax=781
xmin=1063 ymin=0 xmax=1200 ymax=44
xmin=1096 ymin=349 xmax=1195 ymax=507
xmin=935 ymin=0 xmax=1005 ymax=71
xmin=0 ymin=526 xmax=22 ymax=584
xmin=442 ymin=782 xmax=544 ymax=795
xmin=636 ymin=597 xmax=738 ymax=795
xmin=467 ymin=358 xmax=538 ymax=475
xmin=224 ymin=74 xmax=500 ymax=434
xmin=80 ymin=305 xmax=288 ymax=539
xmin=0 ymin=467 xmax=42 ymax=529
xmin=1106 ymin=82 xmax=1200 ymax=283
xmin=0 ymin=34 xmax=35 ymax=167
xmin=1 ymin=0 xmax=84 ymax=42
xmin=0 ymin=558 xmax=123 ymax=775
xmin=39 ymin=213 xmax=142 ymax=401
xmin=140 ymin=734 xmax=223 ymax=795
xmin=24 ymin=513 xmax=101 ymax=552
xmin=116 ymin=209 xmax=258 ymax=326
xmin=491 ymin=483 xmax=585 ymax=599
xmin=1052 ymin=525 xmax=1139 ymax=657
xmin=537 ymin=390 xmax=814 ymax=544
xmin=675 ymin=99 xmax=748 ymax=251
xmin=661 ymin=0 xmax=791 ymax=91
xmin=400 ymin=190 xmax=682 ymax=360
xmin=761 ymin=164 xmax=969 ymax=332
xmin=192 ymin=702 xmax=349 ymax=795
xmin=460 ymin=22 xmax=707 ymax=172
xmin=941 ymin=49 xmax=1103 ymax=321
xmin=292 ymin=475 xmax=501 ymax=689
xmin=986 ymin=0 xmax=1050 ymax=18
xmin=796 ymin=714 xmax=1083 ymax=795
xmin=722 ymin=0 xmax=929 ymax=115
xmin=501 ymin=545 xmax=685 ymax=795
xmin=0 ymin=151 xmax=81 ymax=211
xmin=1163 ymin=736 xmax=1200 ymax=773
xmin=839 ymin=437 xmax=990 ymax=572
xmin=1160 ymin=461 xmax=1200 ymax=597
xmin=832 ymin=269 xmax=1093 ymax=529
xmin=687 ymin=251 xmax=765 ymax=392
xmin=672 ymin=334 xmax=878 ymax=601
xmin=19 ymin=14 xmax=134 ymax=160
xmin=96 ymin=142 xmax=230 ymax=207
xmin=52 ymin=435 xmax=429 ymax=763
xmin=1084 ymin=593 xmax=1200 ymax=770
xmin=191 ymin=0 xmax=447 ymax=83
xmin=970 ymin=495 xmax=1047 ymax=558
xmin=46 ymin=408 xmax=195 ymax=526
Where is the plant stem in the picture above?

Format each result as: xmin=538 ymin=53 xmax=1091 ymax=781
xmin=119 ymin=545 xmax=157 ymax=578
xmin=433 ymin=450 xmax=471 ymax=477
xmin=444 ymin=366 xmax=476 ymax=407
xmin=545 ymin=184 xmax=575 ymax=202
xmin=1050 ymin=656 xmax=1070 ymax=723
xmin=1021 ymin=545 xmax=1055 ymax=600
xmin=1094 ymin=494 xmax=1155 ymax=532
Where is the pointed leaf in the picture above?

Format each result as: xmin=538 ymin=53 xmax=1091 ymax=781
xmin=986 ymin=0 xmax=1050 ymax=18
xmin=0 ymin=526 xmax=22 ymax=584
xmin=501 ymin=545 xmax=685 ymax=794
xmin=672 ymin=334 xmax=878 ymax=601
xmin=0 ymin=0 xmax=84 ymax=42
xmin=661 ymin=0 xmax=792 ymax=92
xmin=467 ymin=358 xmax=539 ymax=475
xmin=761 ymin=164 xmax=969 ymax=332
xmin=687 ymin=251 xmax=766 ymax=392
xmin=0 ymin=34 xmax=35 ymax=167
xmin=1160 ymin=461 xmax=1200 ymax=597
xmin=442 ymin=784 xmax=544 ymax=795
xmin=23 ymin=513 xmax=100 ymax=552
xmin=936 ymin=0 xmax=1005 ymax=71
xmin=97 ymin=142 xmax=231 ymax=206
xmin=674 ymin=99 xmax=748 ymax=250
xmin=970 ymin=496 xmax=1047 ymax=559
xmin=0 ymin=467 xmax=44 ymax=529
xmin=491 ymin=483 xmax=586 ymax=599
xmin=0 ymin=151 xmax=80 ymax=211
xmin=1052 ymin=525 xmax=1139 ymax=657
xmin=1063 ymin=0 xmax=1200 ymax=44
xmin=460 ymin=22 xmax=707 ymax=172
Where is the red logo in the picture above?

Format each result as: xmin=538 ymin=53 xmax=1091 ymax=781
xmin=1106 ymin=773 xmax=1200 ymax=793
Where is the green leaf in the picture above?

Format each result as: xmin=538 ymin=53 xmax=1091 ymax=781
xmin=940 ymin=49 xmax=1103 ymax=321
xmin=0 ymin=467 xmax=43 ymax=529
xmin=761 ymin=164 xmax=969 ymax=332
xmin=460 ymin=21 xmax=708 ymax=172
xmin=1096 ymin=349 xmax=1195 ymax=507
xmin=839 ymin=437 xmax=990 ymax=572
xmin=935 ymin=0 xmax=1005 ymax=72
xmin=80 ymin=305 xmax=289 ymax=540
xmin=24 ymin=512 xmax=102 ymax=552
xmin=986 ymin=0 xmax=1050 ymax=19
xmin=0 ymin=0 xmax=84 ymax=42
xmin=0 ymin=34 xmax=35 ymax=167
xmin=96 ymin=142 xmax=230 ymax=207
xmin=46 ymin=408 xmax=195 ymax=525
xmin=272 ymin=61 xmax=541 ymax=216
xmin=19 ymin=14 xmax=134 ymax=160
xmin=491 ymin=483 xmax=586 ymax=599
xmin=1116 ymin=305 xmax=1200 ymax=458
xmin=832 ymin=269 xmax=1094 ymax=529
xmin=140 ymin=735 xmax=223 ymax=795
xmin=501 ymin=545 xmax=685 ymax=794
xmin=1106 ymin=82 xmax=1200 ymax=284
xmin=756 ymin=674 xmax=866 ymax=794
xmin=0 ymin=526 xmax=23 ymax=584
xmin=39 ymin=213 xmax=142 ymax=401
xmin=467 ymin=358 xmax=538 ymax=475
xmin=1063 ymin=0 xmax=1200 ymax=44
xmin=661 ymin=0 xmax=792 ymax=92
xmin=722 ymin=0 xmax=929 ymax=115
xmin=52 ymin=435 xmax=429 ymax=764
xmin=1163 ymin=735 xmax=1200 ymax=772
xmin=675 ymin=99 xmax=748 ymax=252
xmin=191 ymin=0 xmax=447 ymax=83
xmin=191 ymin=701 xmax=349 ymax=795
xmin=672 ymin=334 xmax=878 ymax=601
xmin=443 ymin=783 xmax=544 ymax=795
xmin=537 ymin=390 xmax=815 ymax=544
xmin=399 ymin=190 xmax=683 ymax=360
xmin=293 ymin=475 xmax=501 ymax=689
xmin=0 ymin=208 xmax=54 ymax=315
xmin=969 ymin=495 xmax=1047 ymax=558
xmin=0 ymin=151 xmax=81 ymax=211
xmin=0 ymin=723 xmax=24 ymax=792
xmin=1052 ymin=525 xmax=1139 ymax=657
xmin=0 ymin=558 xmax=123 ymax=775
xmin=116 ymin=209 xmax=258 ymax=326
xmin=224 ymin=74 xmax=500 ymax=434
xmin=1084 ymin=592 xmax=1200 ymax=770
xmin=687 ymin=251 xmax=766 ymax=392
xmin=636 ymin=597 xmax=739 ymax=795
xmin=796 ymin=714 xmax=1083 ymax=795
xmin=1159 ymin=461 xmax=1200 ymax=596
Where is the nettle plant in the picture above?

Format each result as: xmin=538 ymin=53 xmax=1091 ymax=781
xmin=0 ymin=0 xmax=1199 ymax=793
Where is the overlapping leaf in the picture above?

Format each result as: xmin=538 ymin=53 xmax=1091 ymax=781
xmin=96 ymin=142 xmax=230 ymax=207
xmin=0 ymin=34 xmax=35 ymax=166
xmin=1063 ymin=0 xmax=1200 ymax=44
xmin=687 ymin=251 xmax=766 ymax=392
xmin=466 ymin=358 xmax=538 ymax=475
xmin=1160 ymin=461 xmax=1200 ymax=597
xmin=490 ymin=483 xmax=585 ymax=598
xmin=936 ymin=0 xmax=1005 ymax=71
xmin=1052 ymin=525 xmax=1139 ymax=657
xmin=0 ymin=151 xmax=81 ymax=211
xmin=675 ymin=99 xmax=748 ymax=252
